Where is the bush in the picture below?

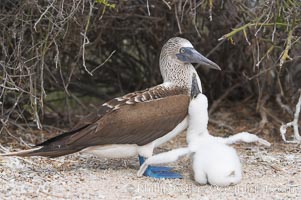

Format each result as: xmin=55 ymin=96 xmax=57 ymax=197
xmin=0 ymin=0 xmax=300 ymax=133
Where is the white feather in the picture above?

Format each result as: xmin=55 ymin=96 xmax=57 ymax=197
xmin=81 ymin=144 xmax=139 ymax=158
xmin=191 ymin=134 xmax=242 ymax=186
xmin=187 ymin=93 xmax=270 ymax=186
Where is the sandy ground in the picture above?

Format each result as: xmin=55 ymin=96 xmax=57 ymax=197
xmin=0 ymin=133 xmax=301 ymax=200
xmin=1 ymin=102 xmax=301 ymax=200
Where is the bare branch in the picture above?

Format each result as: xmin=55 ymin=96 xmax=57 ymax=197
xmin=91 ymin=50 xmax=116 ymax=74
xmin=161 ymin=0 xmax=171 ymax=10
xmin=80 ymin=0 xmax=94 ymax=76
xmin=280 ymin=90 xmax=301 ymax=143
xmin=34 ymin=0 xmax=55 ymax=32
xmin=146 ymin=0 xmax=151 ymax=16
xmin=276 ymin=94 xmax=293 ymax=115
xmin=174 ymin=3 xmax=182 ymax=34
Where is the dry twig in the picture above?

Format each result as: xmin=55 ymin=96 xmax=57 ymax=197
xmin=280 ymin=90 xmax=301 ymax=143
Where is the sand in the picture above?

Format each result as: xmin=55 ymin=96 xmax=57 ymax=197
xmin=1 ymin=133 xmax=300 ymax=200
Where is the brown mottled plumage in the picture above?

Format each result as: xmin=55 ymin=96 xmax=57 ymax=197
xmin=1 ymin=37 xmax=220 ymax=158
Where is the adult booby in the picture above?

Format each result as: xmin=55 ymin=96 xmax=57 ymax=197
xmin=137 ymin=76 xmax=270 ymax=185
xmin=1 ymin=37 xmax=220 ymax=178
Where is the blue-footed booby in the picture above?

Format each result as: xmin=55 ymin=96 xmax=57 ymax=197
xmin=1 ymin=37 xmax=221 ymax=178
xmin=137 ymin=74 xmax=271 ymax=184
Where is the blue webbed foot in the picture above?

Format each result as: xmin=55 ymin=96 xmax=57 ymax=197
xmin=143 ymin=166 xmax=183 ymax=179
xmin=138 ymin=156 xmax=182 ymax=179
xmin=147 ymin=165 xmax=173 ymax=172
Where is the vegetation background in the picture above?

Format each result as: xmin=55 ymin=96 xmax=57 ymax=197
xmin=0 ymin=0 xmax=300 ymax=142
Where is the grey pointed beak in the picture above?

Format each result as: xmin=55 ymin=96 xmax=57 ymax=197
xmin=176 ymin=47 xmax=221 ymax=70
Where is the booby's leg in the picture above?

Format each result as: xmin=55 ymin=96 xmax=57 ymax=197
xmin=138 ymin=156 xmax=172 ymax=172
xmin=137 ymin=148 xmax=190 ymax=178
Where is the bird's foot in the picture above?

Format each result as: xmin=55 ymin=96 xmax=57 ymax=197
xmin=146 ymin=165 xmax=173 ymax=172
xmin=138 ymin=156 xmax=182 ymax=179
xmin=143 ymin=165 xmax=182 ymax=179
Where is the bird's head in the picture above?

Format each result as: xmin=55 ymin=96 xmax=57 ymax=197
xmin=160 ymin=37 xmax=221 ymax=70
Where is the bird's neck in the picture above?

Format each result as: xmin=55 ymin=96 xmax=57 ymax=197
xmin=186 ymin=95 xmax=209 ymax=144
xmin=160 ymin=60 xmax=202 ymax=93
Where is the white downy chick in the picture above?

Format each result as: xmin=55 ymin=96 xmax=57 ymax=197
xmin=187 ymin=93 xmax=242 ymax=186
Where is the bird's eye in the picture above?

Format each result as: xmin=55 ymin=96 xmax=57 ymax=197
xmin=180 ymin=48 xmax=185 ymax=54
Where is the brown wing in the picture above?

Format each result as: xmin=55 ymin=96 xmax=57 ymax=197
xmin=72 ymin=84 xmax=188 ymax=134
xmin=68 ymin=93 xmax=189 ymax=146
xmin=32 ymin=85 xmax=189 ymax=157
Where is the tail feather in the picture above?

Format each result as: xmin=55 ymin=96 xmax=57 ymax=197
xmin=0 ymin=125 xmax=90 ymax=158
xmin=0 ymin=147 xmax=43 ymax=157
xmin=0 ymin=146 xmax=80 ymax=158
